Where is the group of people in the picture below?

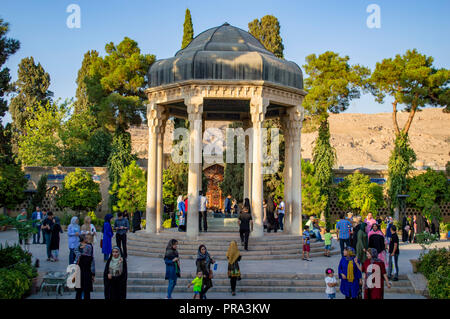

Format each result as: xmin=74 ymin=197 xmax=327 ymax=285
xmin=401 ymin=214 xmax=440 ymax=243
xmin=28 ymin=207 xmax=64 ymax=262
xmin=262 ymin=196 xmax=285 ymax=233
xmin=164 ymin=239 xmax=242 ymax=299
xmin=66 ymin=212 xmax=131 ymax=300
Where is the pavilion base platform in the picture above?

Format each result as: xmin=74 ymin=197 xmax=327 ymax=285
xmin=127 ymin=230 xmax=339 ymax=260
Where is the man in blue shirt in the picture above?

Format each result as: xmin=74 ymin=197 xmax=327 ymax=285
xmin=114 ymin=212 xmax=129 ymax=259
xmin=224 ymin=194 xmax=232 ymax=217
xmin=336 ymin=212 xmax=352 ymax=257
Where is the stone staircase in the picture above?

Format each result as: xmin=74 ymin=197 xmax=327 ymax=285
xmin=93 ymin=272 xmax=415 ymax=294
xmin=127 ymin=231 xmax=340 ymax=260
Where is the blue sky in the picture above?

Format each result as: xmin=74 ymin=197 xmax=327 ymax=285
xmin=2 ymin=0 xmax=449 ymax=122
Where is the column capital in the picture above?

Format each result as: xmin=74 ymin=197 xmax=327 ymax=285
xmin=250 ymin=96 xmax=269 ymax=124
xmin=185 ymin=96 xmax=204 ymax=122
xmin=286 ymin=105 xmax=304 ymax=142
xmin=147 ymin=103 xmax=166 ymax=134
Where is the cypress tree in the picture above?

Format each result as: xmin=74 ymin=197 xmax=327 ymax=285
xmin=248 ymin=15 xmax=284 ymax=59
xmin=181 ymin=9 xmax=194 ymax=49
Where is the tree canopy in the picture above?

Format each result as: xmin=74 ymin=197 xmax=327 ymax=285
xmin=370 ymin=49 xmax=450 ymax=134
xmin=110 ymin=161 xmax=146 ymax=213
xmin=9 ymin=57 xmax=53 ymax=136
xmin=248 ymin=15 xmax=284 ymax=58
xmin=301 ymin=159 xmax=327 ymax=217
xmin=84 ymin=37 xmax=155 ymax=132
xmin=336 ymin=172 xmax=385 ymax=218
xmin=0 ymin=162 xmax=28 ymax=210
xmin=0 ymin=18 xmax=20 ymax=122
xmin=56 ymin=168 xmax=102 ymax=213
xmin=407 ymin=168 xmax=450 ymax=221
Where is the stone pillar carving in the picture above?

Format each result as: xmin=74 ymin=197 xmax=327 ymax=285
xmin=186 ymin=96 xmax=203 ymax=238
xmin=156 ymin=106 xmax=168 ymax=233
xmin=287 ymin=105 xmax=304 ymax=236
xmin=146 ymin=103 xmax=163 ymax=233
xmin=250 ymin=96 xmax=269 ymax=238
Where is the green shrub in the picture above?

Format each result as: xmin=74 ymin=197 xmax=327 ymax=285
xmin=0 ymin=268 xmax=30 ymax=299
xmin=61 ymin=211 xmax=73 ymax=226
xmin=0 ymin=244 xmax=32 ymax=268
xmin=427 ymin=266 xmax=450 ymax=299
xmin=418 ymin=248 xmax=450 ymax=278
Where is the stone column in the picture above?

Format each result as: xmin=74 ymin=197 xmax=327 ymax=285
xmin=146 ymin=103 xmax=162 ymax=233
xmin=243 ymin=120 xmax=252 ymax=202
xmin=186 ymin=96 xmax=203 ymax=238
xmin=250 ymin=97 xmax=268 ymax=238
xmin=287 ymin=105 xmax=304 ymax=236
xmin=156 ymin=107 xmax=168 ymax=233
xmin=281 ymin=116 xmax=292 ymax=234
xmin=198 ymin=117 xmax=205 ymax=192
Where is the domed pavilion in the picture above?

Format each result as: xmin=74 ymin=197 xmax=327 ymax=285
xmin=145 ymin=23 xmax=306 ymax=238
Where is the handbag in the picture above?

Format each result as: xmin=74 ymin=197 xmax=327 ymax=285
xmin=208 ymin=270 xmax=214 ymax=279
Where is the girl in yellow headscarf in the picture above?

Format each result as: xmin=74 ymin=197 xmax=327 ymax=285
xmin=338 ymin=247 xmax=362 ymax=299
xmin=226 ymin=240 xmax=241 ymax=296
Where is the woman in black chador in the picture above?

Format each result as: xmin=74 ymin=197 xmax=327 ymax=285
xmin=104 ymin=246 xmax=128 ymax=300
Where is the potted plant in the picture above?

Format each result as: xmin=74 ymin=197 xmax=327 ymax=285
xmin=410 ymin=231 xmax=439 ymax=273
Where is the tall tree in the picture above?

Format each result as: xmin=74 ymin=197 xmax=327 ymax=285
xmin=181 ymin=9 xmax=194 ymax=49
xmin=0 ymin=18 xmax=20 ymax=122
xmin=301 ymin=159 xmax=327 ymax=217
xmin=74 ymin=50 xmax=100 ymax=114
xmin=248 ymin=15 xmax=284 ymax=58
xmin=370 ymin=49 xmax=449 ymax=212
xmin=107 ymin=131 xmax=137 ymax=210
xmin=86 ymin=37 xmax=155 ymax=132
xmin=17 ymin=101 xmax=66 ymax=166
xmin=303 ymin=51 xmax=370 ymax=225
xmin=9 ymin=57 xmax=53 ymax=137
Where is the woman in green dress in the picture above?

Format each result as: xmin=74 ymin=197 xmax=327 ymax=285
xmin=356 ymin=222 xmax=368 ymax=264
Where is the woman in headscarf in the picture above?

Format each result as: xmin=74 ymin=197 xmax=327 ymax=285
xmin=356 ymin=222 xmax=368 ymax=264
xmin=416 ymin=214 xmax=426 ymax=234
xmin=104 ymin=246 xmax=127 ymax=300
xmin=368 ymin=223 xmax=386 ymax=266
xmin=50 ymin=216 xmax=63 ymax=262
xmin=362 ymin=248 xmax=391 ymax=299
xmin=74 ymin=234 xmax=95 ymax=300
xmin=196 ymin=244 xmax=215 ymax=299
xmin=338 ymin=247 xmax=361 ymax=299
xmin=102 ymin=214 xmax=114 ymax=262
xmin=409 ymin=215 xmax=416 ymax=243
xmin=68 ymin=216 xmax=80 ymax=264
xmin=351 ymin=216 xmax=362 ymax=249
xmin=226 ymin=240 xmax=241 ymax=296
xmin=81 ymin=216 xmax=95 ymax=244
xmin=401 ymin=215 xmax=410 ymax=243
xmin=265 ymin=197 xmax=277 ymax=233
xmin=164 ymin=239 xmax=180 ymax=299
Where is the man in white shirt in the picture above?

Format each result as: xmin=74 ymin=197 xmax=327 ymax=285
xmin=199 ymin=191 xmax=208 ymax=232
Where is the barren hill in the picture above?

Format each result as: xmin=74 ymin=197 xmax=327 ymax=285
xmin=129 ymin=108 xmax=450 ymax=168
xmin=301 ymin=108 xmax=449 ymax=168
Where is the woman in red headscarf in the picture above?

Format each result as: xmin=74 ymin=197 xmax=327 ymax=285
xmin=362 ymin=248 xmax=391 ymax=299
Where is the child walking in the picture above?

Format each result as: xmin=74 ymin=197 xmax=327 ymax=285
xmin=303 ymin=226 xmax=311 ymax=261
xmin=325 ymin=268 xmax=337 ymax=299
xmin=324 ymin=228 xmax=332 ymax=257
xmin=187 ymin=271 xmax=203 ymax=299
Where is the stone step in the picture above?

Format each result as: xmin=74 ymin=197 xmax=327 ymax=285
xmin=127 ymin=245 xmax=330 ymax=255
xmin=92 ymin=285 xmax=415 ymax=294
xmin=127 ymin=238 xmax=327 ymax=249
xmin=94 ymin=277 xmax=413 ymax=288
xmin=94 ymin=272 xmax=410 ymax=281
xmin=127 ymin=249 xmax=341 ymax=260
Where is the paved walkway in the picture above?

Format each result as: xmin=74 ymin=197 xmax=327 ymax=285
xmin=1 ymin=229 xmax=447 ymax=299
